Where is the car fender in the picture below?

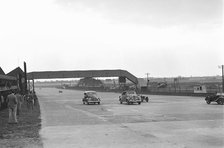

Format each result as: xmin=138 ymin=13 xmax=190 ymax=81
xmin=217 ymin=97 xmax=224 ymax=101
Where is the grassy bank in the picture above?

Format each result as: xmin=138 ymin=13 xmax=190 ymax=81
xmin=0 ymin=98 xmax=42 ymax=148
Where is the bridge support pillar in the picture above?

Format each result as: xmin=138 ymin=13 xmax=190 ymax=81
xmin=119 ymin=76 xmax=126 ymax=90
xmin=32 ymin=79 xmax=35 ymax=93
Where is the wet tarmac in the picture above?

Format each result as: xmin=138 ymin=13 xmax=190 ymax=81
xmin=37 ymin=88 xmax=224 ymax=148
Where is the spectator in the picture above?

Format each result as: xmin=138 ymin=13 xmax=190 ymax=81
xmin=6 ymin=91 xmax=18 ymax=124
xmin=25 ymin=92 xmax=34 ymax=110
xmin=15 ymin=91 xmax=23 ymax=115
xmin=33 ymin=91 xmax=38 ymax=106
xmin=0 ymin=94 xmax=5 ymax=110
xmin=0 ymin=94 xmax=2 ymax=109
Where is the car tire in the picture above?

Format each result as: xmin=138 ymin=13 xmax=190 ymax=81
xmin=218 ymin=99 xmax=224 ymax=105
xmin=83 ymin=101 xmax=85 ymax=104
xmin=206 ymin=100 xmax=211 ymax=104
xmin=146 ymin=97 xmax=149 ymax=102
xmin=120 ymin=101 xmax=122 ymax=104
xmin=138 ymin=102 xmax=141 ymax=105
xmin=87 ymin=102 xmax=90 ymax=105
xmin=98 ymin=102 xmax=100 ymax=105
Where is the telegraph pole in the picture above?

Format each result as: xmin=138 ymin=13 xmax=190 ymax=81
xmin=146 ymin=73 xmax=150 ymax=89
xmin=222 ymin=65 xmax=224 ymax=93
xmin=24 ymin=62 xmax=28 ymax=94
xmin=218 ymin=65 xmax=224 ymax=93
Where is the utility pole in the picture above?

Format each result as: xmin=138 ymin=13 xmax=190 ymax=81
xmin=174 ymin=78 xmax=177 ymax=93
xmin=146 ymin=73 xmax=150 ymax=89
xmin=222 ymin=65 xmax=224 ymax=93
xmin=218 ymin=65 xmax=224 ymax=93
xmin=24 ymin=62 xmax=28 ymax=94
xmin=221 ymin=65 xmax=224 ymax=93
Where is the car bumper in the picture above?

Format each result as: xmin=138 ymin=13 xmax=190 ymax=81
xmin=128 ymin=100 xmax=141 ymax=103
xmin=86 ymin=100 xmax=100 ymax=103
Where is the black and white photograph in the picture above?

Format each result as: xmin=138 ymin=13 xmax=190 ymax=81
xmin=0 ymin=0 xmax=223 ymax=147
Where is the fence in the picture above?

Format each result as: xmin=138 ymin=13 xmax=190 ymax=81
xmin=141 ymin=86 xmax=220 ymax=97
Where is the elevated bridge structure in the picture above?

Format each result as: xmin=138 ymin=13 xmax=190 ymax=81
xmin=27 ymin=69 xmax=139 ymax=86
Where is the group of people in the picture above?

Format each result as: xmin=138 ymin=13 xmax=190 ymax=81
xmin=6 ymin=90 xmax=36 ymax=124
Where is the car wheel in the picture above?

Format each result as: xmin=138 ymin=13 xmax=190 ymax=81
xmin=138 ymin=102 xmax=141 ymax=105
xmin=146 ymin=97 xmax=149 ymax=102
xmin=87 ymin=102 xmax=90 ymax=105
xmin=218 ymin=99 xmax=224 ymax=105
xmin=98 ymin=102 xmax=100 ymax=105
xmin=83 ymin=101 xmax=85 ymax=104
xmin=120 ymin=101 xmax=122 ymax=104
xmin=206 ymin=100 xmax=211 ymax=104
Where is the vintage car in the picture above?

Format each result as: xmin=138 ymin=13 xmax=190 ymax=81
xmin=82 ymin=91 xmax=101 ymax=105
xmin=119 ymin=91 xmax=141 ymax=105
xmin=205 ymin=93 xmax=224 ymax=105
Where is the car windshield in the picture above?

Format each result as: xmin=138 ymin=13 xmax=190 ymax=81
xmin=127 ymin=91 xmax=136 ymax=95
xmin=86 ymin=92 xmax=97 ymax=97
xmin=217 ymin=93 xmax=224 ymax=96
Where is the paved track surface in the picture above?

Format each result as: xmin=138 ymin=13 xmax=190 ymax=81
xmin=37 ymin=88 xmax=224 ymax=148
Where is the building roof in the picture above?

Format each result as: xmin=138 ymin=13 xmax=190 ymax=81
xmin=0 ymin=67 xmax=5 ymax=75
xmin=7 ymin=67 xmax=24 ymax=77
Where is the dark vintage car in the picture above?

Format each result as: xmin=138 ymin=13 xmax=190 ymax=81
xmin=82 ymin=91 xmax=101 ymax=105
xmin=205 ymin=93 xmax=224 ymax=105
xmin=119 ymin=91 xmax=141 ymax=105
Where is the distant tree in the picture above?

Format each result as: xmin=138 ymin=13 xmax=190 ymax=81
xmin=77 ymin=77 xmax=103 ymax=87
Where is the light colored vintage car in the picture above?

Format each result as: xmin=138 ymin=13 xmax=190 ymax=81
xmin=82 ymin=91 xmax=101 ymax=105
xmin=119 ymin=91 xmax=141 ymax=105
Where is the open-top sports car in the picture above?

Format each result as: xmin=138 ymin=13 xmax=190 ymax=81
xmin=82 ymin=91 xmax=101 ymax=105
xmin=205 ymin=93 xmax=224 ymax=105
xmin=119 ymin=91 xmax=141 ymax=105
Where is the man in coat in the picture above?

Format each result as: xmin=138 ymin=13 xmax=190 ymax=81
xmin=6 ymin=91 xmax=18 ymax=124
xmin=15 ymin=91 xmax=23 ymax=115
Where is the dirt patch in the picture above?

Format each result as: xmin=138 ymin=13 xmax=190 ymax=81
xmin=0 ymin=99 xmax=43 ymax=148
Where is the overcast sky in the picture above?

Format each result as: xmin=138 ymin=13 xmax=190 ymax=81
xmin=0 ymin=0 xmax=223 ymax=78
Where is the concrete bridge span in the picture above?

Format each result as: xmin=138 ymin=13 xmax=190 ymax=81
xmin=27 ymin=69 xmax=139 ymax=85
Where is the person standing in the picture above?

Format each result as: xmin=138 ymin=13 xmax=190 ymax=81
xmin=15 ymin=91 xmax=23 ymax=115
xmin=0 ymin=93 xmax=2 ymax=110
xmin=6 ymin=91 xmax=18 ymax=124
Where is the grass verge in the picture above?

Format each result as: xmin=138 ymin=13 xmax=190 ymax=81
xmin=0 ymin=98 xmax=43 ymax=148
